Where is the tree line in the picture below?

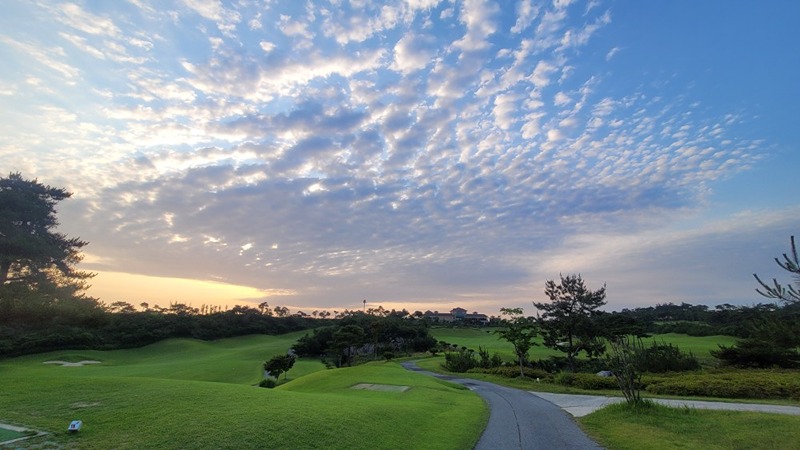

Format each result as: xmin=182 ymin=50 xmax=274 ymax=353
xmin=2 ymin=172 xmax=797 ymax=370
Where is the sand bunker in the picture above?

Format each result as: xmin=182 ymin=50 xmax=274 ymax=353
xmin=43 ymin=360 xmax=101 ymax=367
xmin=351 ymin=383 xmax=410 ymax=392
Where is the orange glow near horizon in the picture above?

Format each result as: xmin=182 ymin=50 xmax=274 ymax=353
xmin=86 ymin=270 xmax=295 ymax=309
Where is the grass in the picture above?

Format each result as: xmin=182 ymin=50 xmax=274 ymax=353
xmin=3 ymin=331 xmax=322 ymax=385
xmin=430 ymin=327 xmax=559 ymax=360
xmin=0 ymin=334 xmax=486 ymax=449
xmin=430 ymin=327 xmax=737 ymax=362
xmin=649 ymin=333 xmax=736 ymax=361
xmin=0 ymin=427 xmax=27 ymax=442
xmin=579 ymin=401 xmax=800 ymax=450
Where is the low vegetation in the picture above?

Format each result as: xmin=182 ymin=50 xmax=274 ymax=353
xmin=429 ymin=328 xmax=800 ymax=402
xmin=579 ymin=401 xmax=800 ymax=450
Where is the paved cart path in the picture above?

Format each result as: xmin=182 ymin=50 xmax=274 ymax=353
xmin=402 ymin=361 xmax=800 ymax=449
xmin=401 ymin=361 xmax=602 ymax=450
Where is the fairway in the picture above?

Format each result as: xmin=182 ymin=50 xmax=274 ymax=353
xmin=430 ymin=327 xmax=736 ymax=362
xmin=431 ymin=327 xmax=560 ymax=360
xmin=0 ymin=334 xmax=487 ymax=449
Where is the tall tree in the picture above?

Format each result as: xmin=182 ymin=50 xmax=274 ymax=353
xmin=331 ymin=324 xmax=365 ymax=367
xmin=0 ymin=173 xmax=91 ymax=288
xmin=494 ymin=307 xmax=538 ymax=377
xmin=533 ymin=274 xmax=607 ymax=372
xmin=754 ymin=235 xmax=800 ymax=303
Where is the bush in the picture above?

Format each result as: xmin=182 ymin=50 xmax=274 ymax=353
xmin=712 ymin=339 xmax=800 ymax=369
xmin=443 ymin=348 xmax=478 ymax=372
xmin=477 ymin=345 xmax=504 ymax=369
xmin=533 ymin=356 xmax=607 ymax=374
xmin=641 ymin=340 xmax=701 ymax=372
xmin=552 ymin=371 xmax=627 ymax=390
xmin=469 ymin=366 xmax=551 ymax=380
xmin=571 ymin=373 xmax=620 ymax=390
xmin=644 ymin=370 xmax=800 ymax=400
xmin=554 ymin=371 xmax=575 ymax=386
xmin=258 ymin=378 xmax=277 ymax=388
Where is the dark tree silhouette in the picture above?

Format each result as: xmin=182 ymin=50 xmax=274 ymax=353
xmin=264 ymin=353 xmax=296 ymax=380
xmin=534 ymin=274 xmax=607 ymax=372
xmin=0 ymin=172 xmax=92 ymax=292
xmin=754 ymin=235 xmax=800 ymax=303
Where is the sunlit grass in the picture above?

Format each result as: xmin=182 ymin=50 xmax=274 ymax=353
xmin=0 ymin=334 xmax=486 ymax=449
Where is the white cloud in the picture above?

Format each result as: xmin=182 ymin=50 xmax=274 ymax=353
xmin=0 ymin=0 xmax=786 ymax=312
xmin=530 ymin=59 xmax=558 ymax=88
xmin=55 ymin=2 xmax=121 ymax=37
xmin=391 ymin=32 xmax=436 ymax=73
xmin=259 ymin=41 xmax=275 ymax=53
xmin=511 ymin=0 xmax=540 ymax=33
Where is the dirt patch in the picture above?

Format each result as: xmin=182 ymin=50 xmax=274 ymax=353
xmin=351 ymin=383 xmax=410 ymax=392
xmin=43 ymin=360 xmax=101 ymax=367
xmin=70 ymin=401 xmax=102 ymax=409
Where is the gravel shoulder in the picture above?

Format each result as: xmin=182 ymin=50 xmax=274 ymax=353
xmin=532 ymin=391 xmax=800 ymax=417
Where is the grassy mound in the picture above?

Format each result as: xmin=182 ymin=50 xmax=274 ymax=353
xmin=0 ymin=333 xmax=486 ymax=449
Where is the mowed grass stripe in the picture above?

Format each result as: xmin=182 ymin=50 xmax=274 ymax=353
xmin=430 ymin=327 xmax=737 ymax=361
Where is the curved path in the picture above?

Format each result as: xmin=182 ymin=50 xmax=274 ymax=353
xmin=401 ymin=361 xmax=602 ymax=450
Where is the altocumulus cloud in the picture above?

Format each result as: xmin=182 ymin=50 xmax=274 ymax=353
xmin=0 ymin=0 xmax=797 ymax=312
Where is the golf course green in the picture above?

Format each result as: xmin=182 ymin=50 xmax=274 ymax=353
xmin=0 ymin=332 xmax=486 ymax=449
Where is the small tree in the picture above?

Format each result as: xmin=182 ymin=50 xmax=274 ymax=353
xmin=494 ymin=307 xmax=538 ymax=377
xmin=264 ymin=353 xmax=296 ymax=380
xmin=534 ymin=274 xmax=607 ymax=372
xmin=605 ymin=335 xmax=645 ymax=406
xmin=754 ymin=235 xmax=800 ymax=303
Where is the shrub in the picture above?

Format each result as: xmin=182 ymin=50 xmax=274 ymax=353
xmin=443 ymin=347 xmax=478 ymax=372
xmin=644 ymin=370 xmax=800 ymax=400
xmin=712 ymin=339 xmax=800 ymax=369
xmin=571 ymin=373 xmax=620 ymax=390
xmin=533 ymin=356 xmax=607 ymax=374
xmin=469 ymin=366 xmax=551 ymax=380
xmin=259 ymin=378 xmax=277 ymax=388
xmin=476 ymin=345 xmax=504 ymax=369
xmin=641 ymin=340 xmax=701 ymax=372
xmin=552 ymin=371 xmax=621 ymax=390
xmin=554 ymin=371 xmax=575 ymax=386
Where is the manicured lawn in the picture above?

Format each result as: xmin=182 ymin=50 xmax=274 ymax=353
xmin=430 ymin=327 xmax=736 ymax=362
xmin=0 ymin=428 xmax=27 ymax=442
xmin=3 ymin=331 xmax=322 ymax=385
xmin=430 ymin=327 xmax=560 ymax=360
xmin=0 ymin=334 xmax=486 ymax=449
xmin=579 ymin=401 xmax=800 ymax=450
xmin=650 ymin=333 xmax=736 ymax=361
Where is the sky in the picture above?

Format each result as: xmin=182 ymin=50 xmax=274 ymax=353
xmin=1 ymin=0 xmax=798 ymax=316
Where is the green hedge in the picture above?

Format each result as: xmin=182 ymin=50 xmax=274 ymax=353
xmin=468 ymin=366 xmax=552 ymax=380
xmin=553 ymin=372 xmax=619 ymax=390
xmin=644 ymin=370 xmax=800 ymax=400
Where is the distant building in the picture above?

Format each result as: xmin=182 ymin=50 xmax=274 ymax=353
xmin=423 ymin=308 xmax=488 ymax=325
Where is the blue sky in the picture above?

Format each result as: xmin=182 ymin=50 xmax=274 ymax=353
xmin=1 ymin=0 xmax=797 ymax=315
